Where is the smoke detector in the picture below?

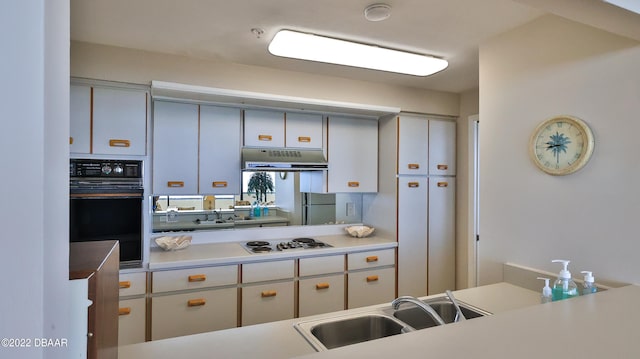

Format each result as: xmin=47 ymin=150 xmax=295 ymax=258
xmin=364 ymin=3 xmax=392 ymax=22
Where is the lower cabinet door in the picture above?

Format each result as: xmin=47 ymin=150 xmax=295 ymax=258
xmin=347 ymin=267 xmax=395 ymax=309
xmin=298 ymin=274 xmax=345 ymax=317
xmin=118 ymin=297 xmax=146 ymax=346
xmin=241 ymin=281 xmax=294 ymax=326
xmin=151 ymin=287 xmax=237 ymax=340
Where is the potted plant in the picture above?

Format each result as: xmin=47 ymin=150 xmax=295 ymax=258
xmin=247 ymin=172 xmax=274 ymax=203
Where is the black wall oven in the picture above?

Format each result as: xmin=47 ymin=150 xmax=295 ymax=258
xmin=70 ymin=159 xmax=144 ymax=269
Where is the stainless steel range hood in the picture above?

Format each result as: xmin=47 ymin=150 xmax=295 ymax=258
xmin=242 ymin=147 xmax=328 ymax=171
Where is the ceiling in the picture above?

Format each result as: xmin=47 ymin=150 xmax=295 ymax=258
xmin=70 ymin=0 xmax=640 ymax=94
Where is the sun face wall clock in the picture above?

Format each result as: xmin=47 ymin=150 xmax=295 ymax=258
xmin=529 ymin=115 xmax=595 ymax=176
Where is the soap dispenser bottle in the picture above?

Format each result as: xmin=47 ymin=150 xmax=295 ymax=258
xmin=537 ymin=277 xmax=553 ymax=303
xmin=551 ymin=260 xmax=579 ymax=301
xmin=581 ymin=271 xmax=597 ymax=295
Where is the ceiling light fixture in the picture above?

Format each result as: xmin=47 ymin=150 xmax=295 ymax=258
xmin=364 ymin=3 xmax=392 ymax=22
xmin=603 ymin=0 xmax=640 ymax=14
xmin=268 ymin=29 xmax=448 ymax=77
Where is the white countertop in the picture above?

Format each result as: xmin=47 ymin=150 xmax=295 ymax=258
xmin=118 ymin=282 xmax=540 ymax=359
xmin=297 ymin=285 xmax=640 ymax=359
xmin=148 ymin=234 xmax=397 ymax=270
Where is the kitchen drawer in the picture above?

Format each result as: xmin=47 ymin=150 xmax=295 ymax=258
xmin=347 ymin=249 xmax=395 ymax=270
xmin=118 ymin=297 xmax=146 ymax=346
xmin=151 ymin=287 xmax=237 ymax=340
xmin=242 ymin=260 xmax=294 ymax=283
xmin=347 ymin=267 xmax=396 ymax=309
xmin=152 ymin=265 xmax=238 ymax=293
xmin=298 ymin=274 xmax=345 ymax=317
xmin=119 ymin=271 xmax=147 ymax=297
xmin=299 ymin=255 xmax=344 ymax=277
xmin=241 ymin=281 xmax=294 ymax=326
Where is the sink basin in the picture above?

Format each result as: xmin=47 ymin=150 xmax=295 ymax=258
xmin=295 ymin=296 xmax=490 ymax=351
xmin=295 ymin=313 xmax=410 ymax=351
xmin=393 ymin=297 xmax=489 ymax=330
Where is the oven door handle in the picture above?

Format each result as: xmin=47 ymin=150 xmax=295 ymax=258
xmin=70 ymin=193 xmax=143 ymax=199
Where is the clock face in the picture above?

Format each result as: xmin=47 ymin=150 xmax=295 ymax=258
xmin=530 ymin=116 xmax=594 ymax=175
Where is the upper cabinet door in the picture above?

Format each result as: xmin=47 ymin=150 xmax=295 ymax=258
xmin=70 ymin=84 xmax=91 ymax=154
xmin=327 ymin=116 xmax=378 ymax=193
xmin=199 ymin=105 xmax=242 ymax=195
xmin=152 ymin=101 xmax=199 ymax=194
xmin=428 ymin=120 xmax=456 ymax=176
xmin=244 ymin=109 xmax=285 ymax=147
xmin=285 ymin=113 xmax=323 ymax=149
xmin=398 ymin=115 xmax=429 ymax=175
xmin=92 ymin=87 xmax=148 ymax=156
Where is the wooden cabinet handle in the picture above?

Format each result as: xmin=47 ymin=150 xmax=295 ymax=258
xmin=315 ymin=283 xmax=330 ymax=290
xmin=437 ymin=182 xmax=449 ymax=188
xmin=408 ymin=182 xmax=420 ymax=188
xmin=212 ymin=181 xmax=228 ymax=188
xmin=258 ymin=134 xmax=273 ymax=141
xmin=261 ymin=290 xmax=277 ymax=298
xmin=366 ymin=256 xmax=379 ymax=263
xmin=119 ymin=307 xmax=131 ymax=316
xmin=109 ymin=139 xmax=131 ymax=148
xmin=119 ymin=281 xmax=131 ymax=289
xmin=187 ymin=298 xmax=206 ymax=307
xmin=407 ymin=163 xmax=420 ymax=169
xmin=69 ymin=137 xmax=74 ymax=145
xmin=167 ymin=181 xmax=185 ymax=188
xmin=348 ymin=181 xmax=360 ymax=188
xmin=298 ymin=136 xmax=311 ymax=143
xmin=188 ymin=274 xmax=206 ymax=282
xmin=437 ymin=164 xmax=448 ymax=170
xmin=366 ymin=275 xmax=379 ymax=282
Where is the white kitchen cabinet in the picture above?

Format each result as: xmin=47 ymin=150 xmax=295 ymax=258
xmin=242 ymin=281 xmax=295 ymax=326
xmin=398 ymin=114 xmax=429 ymax=175
xmin=244 ymin=109 xmax=285 ymax=147
xmin=199 ymin=105 xmax=242 ymax=195
xmin=70 ymin=84 xmax=148 ymax=156
xmin=428 ymin=177 xmax=456 ymax=294
xmin=70 ymin=84 xmax=91 ymax=154
xmin=347 ymin=249 xmax=395 ymax=309
xmin=241 ymin=260 xmax=295 ymax=326
xmin=118 ymin=272 xmax=147 ymax=345
xmin=150 ymin=264 xmax=238 ymax=340
xmin=92 ymin=87 xmax=147 ymax=156
xmin=428 ymin=120 xmax=456 ymax=175
xmin=327 ymin=116 xmax=378 ymax=192
xmin=118 ymin=297 xmax=146 ymax=345
xmin=285 ymin=112 xmax=324 ymax=149
xmin=152 ymin=101 xmax=199 ymax=194
xmin=298 ymin=255 xmax=345 ymax=317
xmin=153 ymin=102 xmax=242 ymax=195
xmin=397 ymin=176 xmax=428 ymax=297
xmin=151 ymin=287 xmax=237 ymax=340
xmin=373 ymin=113 xmax=457 ymax=298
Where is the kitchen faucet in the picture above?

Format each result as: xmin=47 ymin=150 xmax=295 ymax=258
xmin=391 ymin=296 xmax=446 ymax=326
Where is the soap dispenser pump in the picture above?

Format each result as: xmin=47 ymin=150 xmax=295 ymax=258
xmin=537 ymin=277 xmax=552 ymax=303
xmin=551 ymin=260 xmax=579 ymax=301
xmin=581 ymin=271 xmax=597 ymax=295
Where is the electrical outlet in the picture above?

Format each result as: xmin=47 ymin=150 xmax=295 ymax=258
xmin=346 ymin=202 xmax=355 ymax=216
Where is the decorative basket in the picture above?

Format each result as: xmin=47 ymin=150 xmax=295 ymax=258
xmin=345 ymin=225 xmax=375 ymax=238
xmin=155 ymin=235 xmax=192 ymax=251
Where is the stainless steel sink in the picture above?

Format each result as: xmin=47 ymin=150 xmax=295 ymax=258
xmin=295 ymin=313 xmax=411 ymax=351
xmin=295 ymin=296 xmax=490 ymax=351
xmin=393 ymin=297 xmax=489 ymax=330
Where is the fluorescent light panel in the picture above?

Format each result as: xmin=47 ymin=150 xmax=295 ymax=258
xmin=268 ymin=30 xmax=448 ymax=77
xmin=603 ymin=0 xmax=640 ymax=14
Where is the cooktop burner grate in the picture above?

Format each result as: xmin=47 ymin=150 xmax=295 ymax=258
xmin=241 ymin=238 xmax=332 ymax=254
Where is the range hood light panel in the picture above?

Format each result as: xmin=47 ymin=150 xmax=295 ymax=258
xmin=268 ymin=29 xmax=448 ymax=77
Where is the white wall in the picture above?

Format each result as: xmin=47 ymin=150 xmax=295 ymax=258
xmin=479 ymin=15 xmax=640 ymax=285
xmin=0 ymin=1 xmax=70 ymax=358
xmin=71 ymin=41 xmax=460 ymax=116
